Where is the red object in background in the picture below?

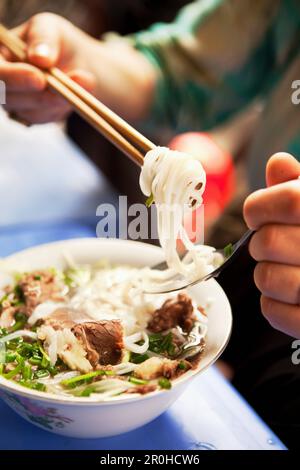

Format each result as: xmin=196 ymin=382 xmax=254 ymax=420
xmin=169 ymin=132 xmax=236 ymax=235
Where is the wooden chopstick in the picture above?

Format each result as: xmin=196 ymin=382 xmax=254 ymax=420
xmin=0 ymin=25 xmax=155 ymax=154
xmin=0 ymin=24 xmax=155 ymax=166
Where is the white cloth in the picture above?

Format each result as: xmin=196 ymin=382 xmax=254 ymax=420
xmin=0 ymin=109 xmax=116 ymax=225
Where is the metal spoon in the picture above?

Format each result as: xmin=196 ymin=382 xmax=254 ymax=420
xmin=173 ymin=322 xmax=206 ymax=360
xmin=145 ymin=229 xmax=254 ymax=294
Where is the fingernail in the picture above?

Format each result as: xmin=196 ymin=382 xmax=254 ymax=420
xmin=32 ymin=43 xmax=52 ymax=58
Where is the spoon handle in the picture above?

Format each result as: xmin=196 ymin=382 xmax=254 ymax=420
xmin=233 ymin=229 xmax=255 ymax=252
xmin=205 ymin=229 xmax=255 ymax=281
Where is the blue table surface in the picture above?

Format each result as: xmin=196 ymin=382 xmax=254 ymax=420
xmin=0 ymin=222 xmax=286 ymax=450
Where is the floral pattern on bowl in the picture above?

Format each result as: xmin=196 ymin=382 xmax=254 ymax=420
xmin=0 ymin=391 xmax=73 ymax=430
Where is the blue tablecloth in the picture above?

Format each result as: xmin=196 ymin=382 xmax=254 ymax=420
xmin=0 ymin=222 xmax=286 ymax=450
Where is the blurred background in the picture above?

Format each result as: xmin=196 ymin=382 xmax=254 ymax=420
xmin=0 ymin=0 xmax=261 ymax=255
xmin=1 ymin=2 xmax=298 ymax=448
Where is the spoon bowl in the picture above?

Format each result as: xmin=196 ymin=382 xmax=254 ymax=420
xmin=145 ymin=229 xmax=254 ymax=294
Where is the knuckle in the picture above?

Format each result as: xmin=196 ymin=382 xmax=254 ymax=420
xmin=32 ymin=12 xmax=59 ymax=23
xmin=250 ymin=225 xmax=278 ymax=260
xmin=243 ymin=190 xmax=264 ymax=229
xmin=254 ymin=262 xmax=274 ymax=294
xmin=283 ymin=185 xmax=300 ymax=217
xmin=260 ymin=296 xmax=279 ymax=329
xmin=243 ymin=195 xmax=255 ymax=228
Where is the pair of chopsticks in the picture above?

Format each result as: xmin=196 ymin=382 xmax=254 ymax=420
xmin=0 ymin=23 xmax=156 ymax=166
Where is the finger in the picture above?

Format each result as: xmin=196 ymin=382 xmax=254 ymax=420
xmin=4 ymin=69 xmax=95 ymax=111
xmin=266 ymin=152 xmax=300 ymax=187
xmin=5 ymin=89 xmax=71 ymax=111
xmin=15 ymin=105 xmax=71 ymax=124
xmin=254 ymin=261 xmax=300 ymax=305
xmin=0 ymin=62 xmax=46 ymax=91
xmin=249 ymin=224 xmax=300 ymax=265
xmin=0 ymin=45 xmax=15 ymax=62
xmin=0 ymin=25 xmax=28 ymax=62
xmin=25 ymin=13 xmax=61 ymax=68
xmin=261 ymin=295 xmax=300 ymax=338
xmin=243 ymin=179 xmax=300 ymax=229
xmin=68 ymin=69 xmax=96 ymax=94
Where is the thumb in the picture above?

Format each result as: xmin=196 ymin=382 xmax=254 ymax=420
xmin=26 ymin=14 xmax=61 ymax=68
xmin=266 ymin=152 xmax=300 ymax=187
xmin=68 ymin=69 xmax=96 ymax=93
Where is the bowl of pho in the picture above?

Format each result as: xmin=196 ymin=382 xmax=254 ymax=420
xmin=0 ymin=237 xmax=232 ymax=438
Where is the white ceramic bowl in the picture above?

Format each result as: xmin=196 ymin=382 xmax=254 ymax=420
xmin=0 ymin=238 xmax=232 ymax=438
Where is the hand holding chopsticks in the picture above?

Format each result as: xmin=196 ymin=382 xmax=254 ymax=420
xmin=0 ymin=23 xmax=155 ymax=166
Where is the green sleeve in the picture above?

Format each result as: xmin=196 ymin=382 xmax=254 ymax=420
xmin=128 ymin=0 xmax=279 ymax=133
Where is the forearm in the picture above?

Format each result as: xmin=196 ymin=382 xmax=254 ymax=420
xmin=1 ymin=13 xmax=157 ymax=126
xmin=82 ymin=36 xmax=157 ymax=121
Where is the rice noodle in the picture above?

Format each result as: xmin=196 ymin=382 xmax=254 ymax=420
xmin=124 ymin=331 xmax=149 ymax=354
xmin=67 ymin=266 xmax=177 ymax=335
xmin=66 ymin=378 xmax=135 ymax=398
xmin=140 ymin=146 xmax=223 ymax=284
xmin=39 ymin=371 xmax=80 ymax=385
xmin=37 ymin=325 xmax=58 ymax=365
xmin=29 ymin=301 xmax=64 ymax=326
xmin=112 ymin=362 xmax=138 ymax=375
xmin=0 ymin=341 xmax=5 ymax=363
xmin=0 ymin=330 xmax=38 ymax=343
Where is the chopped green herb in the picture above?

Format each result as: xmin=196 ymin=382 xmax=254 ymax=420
xmin=61 ymin=370 xmax=114 ymax=389
xmin=130 ymin=353 xmax=149 ymax=364
xmin=0 ymin=327 xmax=8 ymax=338
xmin=34 ymin=369 xmax=50 ymax=379
xmin=28 ymin=356 xmax=42 ymax=366
xmin=38 ymin=344 xmax=50 ymax=368
xmin=22 ymin=364 xmax=32 ymax=381
xmin=15 ymin=353 xmax=25 ymax=365
xmin=5 ymin=352 xmax=17 ymax=363
xmin=178 ymin=361 xmax=187 ymax=370
xmin=47 ymin=365 xmax=58 ymax=376
xmin=41 ymin=356 xmax=49 ymax=368
xmin=129 ymin=377 xmax=149 ymax=385
xmin=17 ymin=342 xmax=34 ymax=359
xmin=2 ymin=363 xmax=22 ymax=379
xmin=6 ymin=337 xmax=23 ymax=350
xmin=10 ymin=312 xmax=27 ymax=332
xmin=223 ymin=243 xmax=233 ymax=258
xmin=19 ymin=380 xmax=46 ymax=392
xmin=158 ymin=377 xmax=172 ymax=390
xmin=34 ymin=275 xmax=41 ymax=281
xmin=79 ymin=385 xmax=97 ymax=397
xmin=145 ymin=193 xmax=154 ymax=208
xmin=149 ymin=332 xmax=175 ymax=356
xmin=13 ymin=285 xmax=25 ymax=304
xmin=0 ymin=294 xmax=8 ymax=307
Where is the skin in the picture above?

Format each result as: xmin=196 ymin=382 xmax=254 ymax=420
xmin=0 ymin=13 xmax=156 ymax=123
xmin=244 ymin=153 xmax=300 ymax=338
xmin=1 ymin=15 xmax=300 ymax=338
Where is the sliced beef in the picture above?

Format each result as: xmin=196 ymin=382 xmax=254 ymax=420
xmin=19 ymin=270 xmax=63 ymax=316
xmin=0 ymin=302 xmax=17 ymax=328
xmin=127 ymin=384 xmax=157 ymax=395
xmin=44 ymin=307 xmax=92 ymax=330
xmin=147 ymin=293 xmax=196 ymax=333
xmin=72 ymin=320 xmax=124 ymax=367
xmin=45 ymin=308 xmax=76 ymax=330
